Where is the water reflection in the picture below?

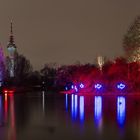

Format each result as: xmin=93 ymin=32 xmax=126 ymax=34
xmin=94 ymin=96 xmax=102 ymax=129
xmin=65 ymin=94 xmax=68 ymax=111
xmin=71 ymin=94 xmax=78 ymax=120
xmin=69 ymin=94 xmax=126 ymax=128
xmin=79 ymin=96 xmax=84 ymax=122
xmin=42 ymin=91 xmax=45 ymax=114
xmin=9 ymin=94 xmax=16 ymax=140
xmin=70 ymin=94 xmax=85 ymax=122
xmin=71 ymin=94 xmax=74 ymax=119
xmin=4 ymin=94 xmax=8 ymax=123
xmin=117 ymin=96 xmax=126 ymax=127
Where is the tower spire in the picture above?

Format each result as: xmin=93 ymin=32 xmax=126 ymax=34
xmin=9 ymin=19 xmax=14 ymax=44
xmin=7 ymin=19 xmax=16 ymax=48
xmin=7 ymin=20 xmax=17 ymax=78
xmin=10 ymin=20 xmax=13 ymax=35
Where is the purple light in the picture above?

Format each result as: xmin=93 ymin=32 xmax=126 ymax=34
xmin=117 ymin=83 xmax=126 ymax=90
xmin=74 ymin=86 xmax=78 ymax=92
xmin=79 ymin=83 xmax=84 ymax=89
xmin=95 ymin=84 xmax=102 ymax=90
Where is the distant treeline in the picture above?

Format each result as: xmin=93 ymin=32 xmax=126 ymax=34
xmin=4 ymin=56 xmax=140 ymax=92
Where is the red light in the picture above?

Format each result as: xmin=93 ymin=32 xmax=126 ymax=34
xmin=3 ymin=89 xmax=15 ymax=94
xmin=4 ymin=90 xmax=8 ymax=93
xmin=9 ymin=90 xmax=14 ymax=93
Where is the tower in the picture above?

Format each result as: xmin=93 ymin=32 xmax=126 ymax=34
xmin=7 ymin=20 xmax=17 ymax=77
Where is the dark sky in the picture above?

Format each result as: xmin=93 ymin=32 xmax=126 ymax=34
xmin=0 ymin=0 xmax=140 ymax=70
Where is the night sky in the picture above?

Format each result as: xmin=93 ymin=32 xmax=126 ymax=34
xmin=0 ymin=0 xmax=140 ymax=70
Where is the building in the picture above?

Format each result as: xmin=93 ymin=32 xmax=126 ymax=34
xmin=6 ymin=21 xmax=17 ymax=77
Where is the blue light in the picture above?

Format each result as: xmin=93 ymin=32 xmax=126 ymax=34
xmin=94 ymin=96 xmax=102 ymax=127
xmin=79 ymin=96 xmax=84 ymax=122
xmin=71 ymin=85 xmax=74 ymax=89
xmin=74 ymin=95 xmax=78 ymax=118
xmin=117 ymin=83 xmax=126 ymax=90
xmin=65 ymin=94 xmax=68 ymax=111
xmin=95 ymin=84 xmax=102 ymax=90
xmin=79 ymin=83 xmax=84 ymax=89
xmin=65 ymin=86 xmax=68 ymax=91
xmin=71 ymin=94 xmax=78 ymax=120
xmin=71 ymin=94 xmax=74 ymax=118
xmin=117 ymin=96 xmax=126 ymax=127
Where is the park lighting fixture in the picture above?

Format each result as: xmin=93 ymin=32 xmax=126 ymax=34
xmin=79 ymin=83 xmax=84 ymax=89
xmin=71 ymin=85 xmax=74 ymax=89
xmin=65 ymin=86 xmax=68 ymax=91
xmin=95 ymin=84 xmax=102 ymax=90
xmin=117 ymin=83 xmax=126 ymax=90
xmin=74 ymin=86 xmax=78 ymax=92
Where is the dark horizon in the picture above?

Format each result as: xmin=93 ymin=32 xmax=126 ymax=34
xmin=0 ymin=0 xmax=140 ymax=70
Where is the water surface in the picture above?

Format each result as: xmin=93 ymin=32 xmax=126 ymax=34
xmin=0 ymin=91 xmax=140 ymax=140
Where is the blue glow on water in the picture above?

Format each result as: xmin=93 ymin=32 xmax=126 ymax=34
xmin=71 ymin=94 xmax=74 ymax=118
xmin=117 ymin=96 xmax=126 ymax=127
xmin=94 ymin=96 xmax=102 ymax=127
xmin=65 ymin=94 xmax=68 ymax=111
xmin=74 ymin=95 xmax=78 ymax=118
xmin=71 ymin=94 xmax=78 ymax=120
xmin=79 ymin=96 xmax=84 ymax=122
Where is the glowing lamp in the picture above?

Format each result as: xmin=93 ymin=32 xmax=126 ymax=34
xmin=65 ymin=86 xmax=68 ymax=91
xmin=4 ymin=90 xmax=8 ymax=93
xmin=74 ymin=86 xmax=78 ymax=92
xmin=95 ymin=84 xmax=102 ymax=90
xmin=79 ymin=83 xmax=84 ymax=89
xmin=71 ymin=85 xmax=74 ymax=89
xmin=117 ymin=83 xmax=126 ymax=90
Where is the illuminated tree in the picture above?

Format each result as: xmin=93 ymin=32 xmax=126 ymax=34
xmin=123 ymin=16 xmax=140 ymax=62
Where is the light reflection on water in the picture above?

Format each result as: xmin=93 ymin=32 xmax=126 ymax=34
xmin=71 ymin=94 xmax=78 ymax=120
xmin=65 ymin=94 xmax=68 ymax=111
xmin=94 ymin=96 xmax=102 ymax=129
xmin=4 ymin=94 xmax=8 ymax=123
xmin=79 ymin=96 xmax=84 ymax=122
xmin=67 ymin=94 xmax=126 ymax=128
xmin=117 ymin=96 xmax=126 ymax=127
xmin=70 ymin=94 xmax=85 ymax=122
xmin=42 ymin=91 xmax=45 ymax=114
xmin=0 ymin=91 xmax=140 ymax=140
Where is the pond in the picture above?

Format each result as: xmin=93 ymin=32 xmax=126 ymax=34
xmin=0 ymin=91 xmax=140 ymax=140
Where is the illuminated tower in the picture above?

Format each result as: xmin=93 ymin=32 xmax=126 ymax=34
xmin=123 ymin=16 xmax=140 ymax=62
xmin=7 ymin=21 xmax=17 ymax=77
